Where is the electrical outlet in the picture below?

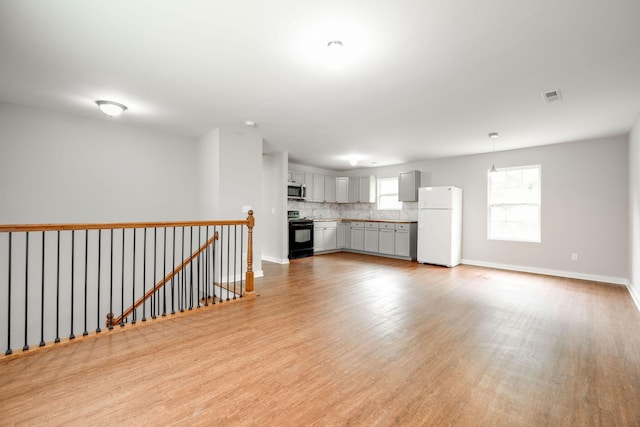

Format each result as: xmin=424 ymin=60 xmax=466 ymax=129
xmin=571 ymin=253 xmax=578 ymax=261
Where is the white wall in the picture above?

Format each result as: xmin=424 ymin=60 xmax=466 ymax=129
xmin=196 ymin=128 xmax=263 ymax=275
xmin=262 ymin=152 xmax=289 ymax=264
xmin=0 ymin=103 xmax=199 ymax=223
xmin=629 ymin=115 xmax=640 ymax=308
xmin=293 ymin=136 xmax=629 ymax=283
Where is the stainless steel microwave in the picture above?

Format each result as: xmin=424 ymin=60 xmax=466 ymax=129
xmin=287 ymin=183 xmax=307 ymax=200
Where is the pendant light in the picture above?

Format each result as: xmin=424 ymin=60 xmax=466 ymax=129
xmin=488 ymin=132 xmax=499 ymax=173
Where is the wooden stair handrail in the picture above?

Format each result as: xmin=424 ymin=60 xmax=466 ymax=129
xmin=110 ymin=231 xmax=219 ymax=326
xmin=0 ymin=219 xmax=250 ymax=233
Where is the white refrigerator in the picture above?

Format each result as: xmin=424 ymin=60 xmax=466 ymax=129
xmin=417 ymin=186 xmax=463 ymax=267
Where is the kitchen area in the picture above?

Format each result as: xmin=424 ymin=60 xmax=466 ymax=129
xmin=286 ymin=168 xmax=462 ymax=266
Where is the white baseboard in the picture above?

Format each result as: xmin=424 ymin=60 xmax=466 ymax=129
xmin=627 ymin=281 xmax=640 ymax=312
xmin=461 ymin=259 xmax=628 ymax=286
xmin=261 ymin=256 xmax=289 ymax=265
xmin=254 ymin=269 xmax=264 ymax=278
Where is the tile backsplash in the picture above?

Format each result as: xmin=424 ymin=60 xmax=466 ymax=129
xmin=287 ymin=200 xmax=418 ymax=221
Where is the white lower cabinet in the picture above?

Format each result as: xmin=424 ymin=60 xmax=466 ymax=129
xmin=317 ymin=221 xmax=417 ymax=260
xmin=350 ymin=222 xmax=364 ymax=250
xmin=337 ymin=222 xmax=351 ymax=248
xmin=364 ymin=222 xmax=379 ymax=252
xmin=314 ymin=222 xmax=338 ymax=252
xmin=394 ymin=230 xmax=410 ymax=257
xmin=378 ymin=225 xmax=395 ymax=255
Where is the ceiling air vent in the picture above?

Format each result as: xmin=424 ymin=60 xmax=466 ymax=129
xmin=542 ymin=89 xmax=562 ymax=103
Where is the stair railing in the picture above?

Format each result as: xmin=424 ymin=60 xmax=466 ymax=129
xmin=0 ymin=211 xmax=255 ymax=356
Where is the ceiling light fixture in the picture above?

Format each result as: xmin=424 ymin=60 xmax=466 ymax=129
xmin=488 ymin=132 xmax=499 ymax=173
xmin=350 ymin=159 xmax=358 ymax=166
xmin=327 ymin=40 xmax=343 ymax=48
xmin=95 ymin=100 xmax=127 ymax=117
xmin=244 ymin=120 xmax=257 ymax=127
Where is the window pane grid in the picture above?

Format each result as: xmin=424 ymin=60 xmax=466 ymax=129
xmin=377 ymin=178 xmax=402 ymax=210
xmin=488 ymin=165 xmax=541 ymax=242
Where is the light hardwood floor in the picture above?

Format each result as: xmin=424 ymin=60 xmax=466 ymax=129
xmin=1 ymin=253 xmax=640 ymax=426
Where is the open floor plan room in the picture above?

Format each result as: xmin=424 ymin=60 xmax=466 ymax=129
xmin=1 ymin=253 xmax=639 ymax=425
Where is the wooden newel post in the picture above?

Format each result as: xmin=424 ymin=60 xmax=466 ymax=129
xmin=245 ymin=210 xmax=255 ymax=296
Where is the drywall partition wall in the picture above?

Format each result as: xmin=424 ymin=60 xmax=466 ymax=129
xmin=196 ymin=128 xmax=263 ymax=276
xmin=629 ymin=114 xmax=640 ymax=309
xmin=0 ymin=102 xmax=199 ymax=223
xmin=262 ymin=152 xmax=289 ymax=264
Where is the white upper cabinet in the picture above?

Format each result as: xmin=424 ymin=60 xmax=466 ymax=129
xmin=358 ymin=176 xmax=376 ymax=203
xmin=312 ymin=174 xmax=325 ymax=202
xmin=288 ymin=171 xmax=304 ymax=184
xmin=399 ymin=170 xmax=421 ymax=202
xmin=324 ymin=176 xmax=337 ymax=202
xmin=336 ymin=177 xmax=349 ymax=203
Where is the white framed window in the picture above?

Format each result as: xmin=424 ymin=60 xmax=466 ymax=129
xmin=377 ymin=177 xmax=403 ymax=210
xmin=488 ymin=165 xmax=541 ymax=242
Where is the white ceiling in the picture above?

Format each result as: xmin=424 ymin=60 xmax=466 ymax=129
xmin=1 ymin=1 xmax=639 ymax=170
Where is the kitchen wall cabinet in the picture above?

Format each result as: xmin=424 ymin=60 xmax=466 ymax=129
xmin=350 ymin=222 xmax=365 ymax=250
xmin=348 ymin=177 xmax=359 ymax=203
xmin=399 ymin=170 xmax=421 ymax=202
xmin=324 ymin=176 xmax=337 ymax=202
xmin=304 ymin=173 xmax=314 ymax=201
xmin=336 ymin=177 xmax=349 ymax=203
xmin=312 ymin=174 xmax=325 ymax=202
xmin=359 ymin=176 xmax=376 ymax=203
xmin=288 ymin=171 xmax=304 ymax=184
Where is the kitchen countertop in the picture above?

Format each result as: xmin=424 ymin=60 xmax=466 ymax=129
xmin=311 ymin=218 xmax=417 ymax=224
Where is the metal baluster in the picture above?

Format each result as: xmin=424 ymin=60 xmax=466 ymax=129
xmin=70 ymin=230 xmax=75 ymax=339
xmin=6 ymin=232 xmax=12 ymax=355
xmin=55 ymin=230 xmax=61 ymax=343
xmin=162 ymin=227 xmax=167 ymax=317
xmin=39 ymin=231 xmax=45 ymax=347
xmin=96 ymin=229 xmax=102 ymax=333
xmin=226 ymin=225 xmax=231 ymax=301
xmin=142 ymin=228 xmax=147 ymax=322
xmin=180 ymin=226 xmax=185 ymax=312
xmin=197 ymin=226 xmax=201 ymax=308
xmin=233 ymin=225 xmax=237 ymax=300
xmin=219 ymin=226 xmax=224 ymax=303
xmin=171 ymin=227 xmax=175 ymax=314
xmin=23 ymin=232 xmax=29 ymax=351
xmin=204 ymin=226 xmax=209 ymax=306
xmin=131 ymin=228 xmax=137 ymax=324
xmin=120 ymin=228 xmax=125 ymax=327
xmin=109 ymin=229 xmax=114 ymax=330
xmin=83 ymin=230 xmax=88 ymax=336
xmin=189 ymin=226 xmax=193 ymax=310
xmin=240 ymin=225 xmax=244 ymax=297
xmin=212 ymin=226 xmax=216 ymax=304
xmin=152 ymin=228 xmax=157 ymax=319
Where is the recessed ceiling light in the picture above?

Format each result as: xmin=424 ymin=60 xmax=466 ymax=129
xmin=349 ymin=159 xmax=358 ymax=166
xmin=96 ymin=100 xmax=127 ymax=117
xmin=244 ymin=120 xmax=257 ymax=127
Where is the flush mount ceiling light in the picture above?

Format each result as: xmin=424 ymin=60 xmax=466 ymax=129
xmin=96 ymin=100 xmax=127 ymax=117
xmin=244 ymin=120 xmax=257 ymax=127
xmin=488 ymin=132 xmax=499 ymax=173
xmin=327 ymin=40 xmax=343 ymax=48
